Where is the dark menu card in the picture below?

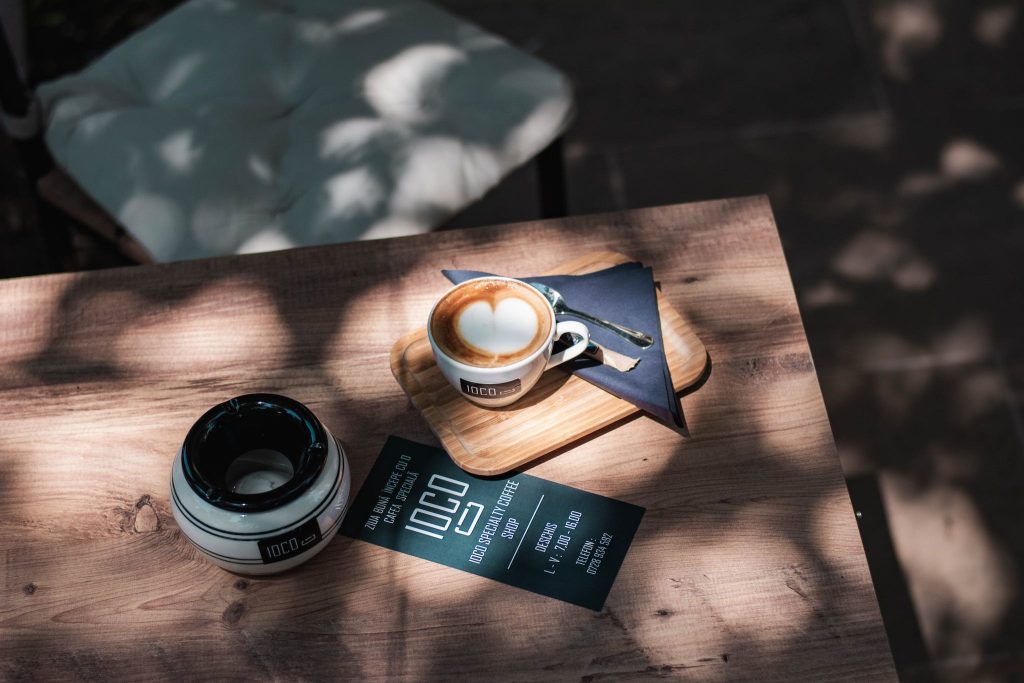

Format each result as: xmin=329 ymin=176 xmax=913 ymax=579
xmin=341 ymin=437 xmax=645 ymax=611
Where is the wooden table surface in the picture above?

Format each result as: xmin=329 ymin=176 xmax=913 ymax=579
xmin=0 ymin=197 xmax=896 ymax=681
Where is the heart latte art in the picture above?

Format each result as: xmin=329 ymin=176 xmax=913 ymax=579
xmin=430 ymin=279 xmax=552 ymax=368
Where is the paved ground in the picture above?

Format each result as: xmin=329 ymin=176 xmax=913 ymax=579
xmin=3 ymin=1 xmax=1024 ymax=679
xmin=441 ymin=4 xmax=1024 ymax=678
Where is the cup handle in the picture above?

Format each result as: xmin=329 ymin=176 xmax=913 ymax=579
xmin=545 ymin=321 xmax=590 ymax=370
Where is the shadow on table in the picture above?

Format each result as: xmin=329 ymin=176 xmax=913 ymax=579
xmin=7 ymin=197 xmax=904 ymax=678
xmin=8 ymin=0 xmax=1024 ymax=677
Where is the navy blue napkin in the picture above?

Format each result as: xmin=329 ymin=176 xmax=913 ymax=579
xmin=442 ymin=263 xmax=684 ymax=428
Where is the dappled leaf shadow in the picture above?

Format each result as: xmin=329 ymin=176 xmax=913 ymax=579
xmin=31 ymin=0 xmax=570 ymax=261
xmin=6 ymin=0 xmax=1024 ymax=678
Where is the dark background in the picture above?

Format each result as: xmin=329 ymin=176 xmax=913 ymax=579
xmin=2 ymin=1 xmax=1023 ymax=679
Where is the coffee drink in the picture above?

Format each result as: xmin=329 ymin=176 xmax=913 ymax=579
xmin=428 ymin=276 xmax=590 ymax=407
xmin=430 ymin=278 xmax=553 ymax=368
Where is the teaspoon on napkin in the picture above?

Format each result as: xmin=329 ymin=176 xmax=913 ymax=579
xmin=529 ymin=282 xmax=654 ymax=348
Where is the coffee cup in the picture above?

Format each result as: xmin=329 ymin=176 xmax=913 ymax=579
xmin=427 ymin=276 xmax=590 ymax=407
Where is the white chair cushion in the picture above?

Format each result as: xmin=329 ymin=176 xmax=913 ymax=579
xmin=37 ymin=0 xmax=573 ymax=261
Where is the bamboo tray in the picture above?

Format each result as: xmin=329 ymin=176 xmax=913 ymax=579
xmin=390 ymin=251 xmax=708 ymax=475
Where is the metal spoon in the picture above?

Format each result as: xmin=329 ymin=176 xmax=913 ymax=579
xmin=528 ymin=281 xmax=654 ymax=348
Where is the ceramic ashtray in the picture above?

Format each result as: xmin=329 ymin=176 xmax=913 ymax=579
xmin=170 ymin=393 xmax=351 ymax=574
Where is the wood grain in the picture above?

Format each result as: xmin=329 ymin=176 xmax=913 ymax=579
xmin=391 ymin=251 xmax=708 ymax=475
xmin=0 ymin=197 xmax=897 ymax=681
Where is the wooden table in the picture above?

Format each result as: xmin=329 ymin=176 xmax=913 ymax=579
xmin=0 ymin=197 xmax=896 ymax=681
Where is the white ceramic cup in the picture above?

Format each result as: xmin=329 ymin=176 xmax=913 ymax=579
xmin=427 ymin=276 xmax=590 ymax=407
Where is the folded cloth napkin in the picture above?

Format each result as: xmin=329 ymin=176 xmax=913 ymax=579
xmin=442 ymin=263 xmax=685 ymax=428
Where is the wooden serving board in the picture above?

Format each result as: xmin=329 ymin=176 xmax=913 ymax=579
xmin=389 ymin=251 xmax=708 ymax=475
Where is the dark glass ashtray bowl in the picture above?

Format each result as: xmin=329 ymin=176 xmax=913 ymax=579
xmin=170 ymin=394 xmax=351 ymax=574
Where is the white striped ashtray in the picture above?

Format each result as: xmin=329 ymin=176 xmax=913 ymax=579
xmin=170 ymin=394 xmax=351 ymax=574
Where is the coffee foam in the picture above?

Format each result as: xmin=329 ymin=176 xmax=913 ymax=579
xmin=430 ymin=279 xmax=551 ymax=368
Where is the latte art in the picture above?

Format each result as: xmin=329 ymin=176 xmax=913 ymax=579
xmin=430 ymin=279 xmax=552 ymax=368
xmin=457 ymin=298 xmax=540 ymax=354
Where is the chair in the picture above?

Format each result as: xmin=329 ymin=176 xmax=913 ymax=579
xmin=1 ymin=0 xmax=573 ymax=263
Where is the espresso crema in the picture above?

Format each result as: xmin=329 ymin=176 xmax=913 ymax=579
xmin=430 ymin=279 xmax=552 ymax=368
